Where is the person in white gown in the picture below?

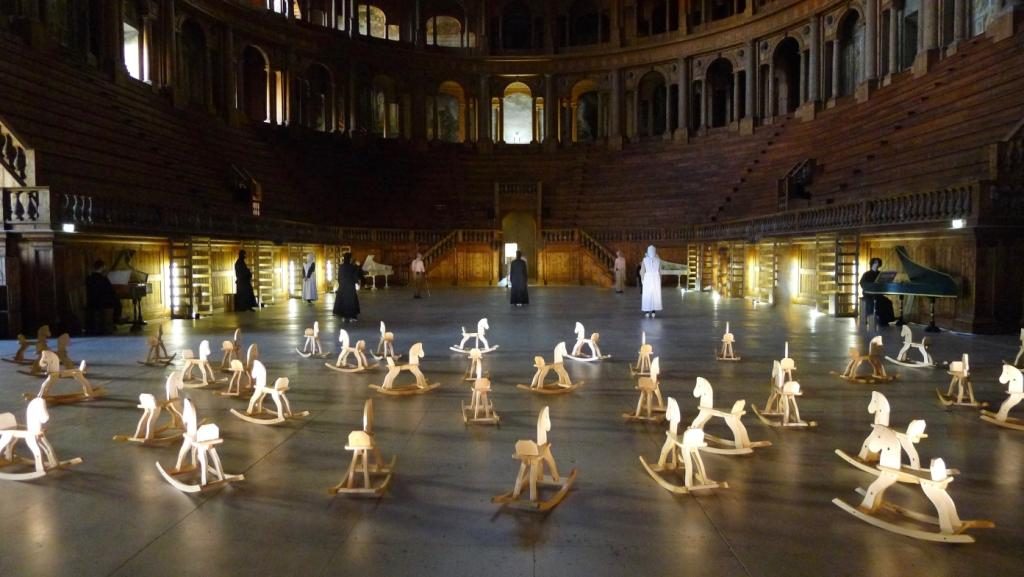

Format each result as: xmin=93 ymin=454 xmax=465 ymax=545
xmin=639 ymin=245 xmax=662 ymax=317
xmin=302 ymin=253 xmax=317 ymax=303
xmin=613 ymin=251 xmax=626 ymax=293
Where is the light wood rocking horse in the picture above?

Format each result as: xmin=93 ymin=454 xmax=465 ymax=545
xmin=326 ymin=329 xmax=378 ymax=373
xmin=752 ymin=360 xmax=816 ymax=428
xmin=180 ymin=340 xmax=218 ymax=388
xmin=218 ymin=343 xmax=260 ymax=397
xmin=139 ymin=325 xmax=176 ymax=366
xmin=566 ymin=322 xmax=610 ymax=362
xmin=937 ymin=354 xmax=985 ymax=408
xmin=0 ymin=398 xmax=82 ymax=481
xmin=779 ymin=341 xmax=796 ymax=382
xmin=329 ymin=399 xmax=395 ymax=497
xmin=114 ymin=371 xmax=188 ymax=445
xmin=716 ymin=322 xmax=741 ymax=361
xmin=373 ymin=321 xmax=401 ymax=361
xmin=231 ymin=360 xmax=310 ymax=425
xmin=690 ymin=377 xmax=770 ymax=455
xmin=3 ymin=333 xmax=33 ymax=365
xmin=623 ymin=356 xmax=665 ymax=422
xmin=450 ymin=318 xmax=499 ymax=354
xmin=463 ymin=347 xmax=488 ymax=381
xmin=832 ymin=426 xmax=993 ymax=543
xmin=640 ymin=397 xmax=727 ymax=494
xmin=25 ymin=351 xmax=106 ymax=405
xmin=11 ymin=325 xmax=53 ymax=369
xmin=835 ymin=391 xmax=958 ymax=479
xmin=369 ymin=343 xmax=440 ymax=396
xmin=885 ymin=325 xmax=934 ymax=368
xmin=156 ymin=399 xmax=244 ymax=493
xmin=296 ymin=321 xmax=328 ymax=358
xmin=837 ymin=336 xmax=896 ymax=384
xmin=219 ymin=329 xmax=242 ymax=370
xmin=981 ymin=364 xmax=1024 ymax=430
xmin=492 ymin=406 xmax=576 ymax=511
xmin=517 ymin=342 xmax=582 ymax=395
xmin=462 ymin=377 xmax=500 ymax=426
xmin=631 ymin=332 xmax=653 ymax=376
xmin=19 ymin=330 xmax=71 ymax=376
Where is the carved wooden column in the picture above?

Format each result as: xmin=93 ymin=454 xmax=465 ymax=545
xmin=545 ymin=74 xmax=557 ymax=146
xmin=807 ymin=14 xmax=820 ymax=103
xmin=223 ymin=27 xmax=237 ymax=119
xmin=675 ymin=57 xmax=689 ymax=140
xmin=953 ymin=0 xmax=966 ymax=44
xmin=665 ymin=75 xmax=674 ymax=138
xmin=609 ymin=68 xmax=623 ymax=149
xmin=830 ymin=40 xmax=839 ymax=100
xmin=865 ymin=0 xmax=878 ymax=81
xmin=887 ymin=7 xmax=898 ymax=75
xmin=731 ymin=71 xmax=741 ymax=124
xmin=478 ymin=74 xmax=492 ymax=146
xmin=745 ymin=41 xmax=756 ymax=118
xmin=914 ymin=0 xmax=940 ymax=75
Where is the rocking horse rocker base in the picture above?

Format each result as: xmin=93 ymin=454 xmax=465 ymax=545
xmin=751 ymin=405 xmax=817 ymax=428
xmin=112 ymin=427 xmax=183 ymax=446
xmin=155 ymin=462 xmax=244 ymax=493
xmin=517 ymin=381 xmax=582 ymax=395
xmin=461 ymin=401 xmax=500 ymax=425
xmin=296 ymin=349 xmax=329 ymax=359
xmin=23 ymin=388 xmax=108 ymax=406
xmin=832 ymin=489 xmax=993 ymax=544
xmin=834 ymin=449 xmax=961 ymax=479
xmin=935 ymin=388 xmax=987 ymax=409
xmin=833 ymin=371 xmax=898 ymax=385
xmin=715 ymin=352 xmax=741 ymax=362
xmin=230 ymin=407 xmax=311 ymax=426
xmin=370 ymin=382 xmax=441 ymax=396
xmin=621 ymin=409 xmax=666 ymax=423
xmin=450 ymin=345 xmax=499 ymax=355
xmin=980 ymin=411 xmax=1024 ymax=431
xmin=328 ymin=456 xmax=396 ymax=497
xmin=885 ymin=356 xmax=935 ymax=369
xmin=137 ymin=355 xmax=176 ymax=367
xmin=492 ymin=468 xmax=577 ymax=512
xmin=0 ymin=456 xmax=83 ymax=481
xmin=700 ymin=434 xmax=771 ymax=456
xmin=325 ymin=360 xmax=379 ymax=374
xmin=639 ymin=456 xmax=727 ymax=494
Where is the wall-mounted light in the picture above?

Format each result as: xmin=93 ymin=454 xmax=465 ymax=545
xmin=61 ymin=223 xmax=76 ymax=233
xmin=951 ymin=219 xmax=965 ymax=229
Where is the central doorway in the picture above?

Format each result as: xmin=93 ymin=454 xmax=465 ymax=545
xmin=501 ymin=211 xmax=537 ymax=281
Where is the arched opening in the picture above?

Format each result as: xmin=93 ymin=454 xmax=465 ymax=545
xmin=306 ymin=64 xmax=332 ymax=131
xmin=502 ymin=82 xmax=533 ymax=144
xmin=900 ymin=0 xmax=920 ymax=70
xmin=427 ymin=15 xmax=464 ymax=47
xmin=241 ymin=46 xmax=269 ymax=122
xmin=435 ymin=81 xmax=465 ymax=142
xmin=637 ymin=71 xmax=666 ymax=137
xmin=358 ymin=4 xmax=394 ymax=40
xmin=567 ymin=0 xmax=603 ymax=46
xmin=637 ymin=0 xmax=679 ymax=36
xmin=772 ymin=38 xmax=801 ymax=116
xmin=307 ymin=0 xmax=330 ymax=26
xmin=571 ymin=80 xmax=600 ymax=143
xmin=706 ymin=58 xmax=734 ymax=128
xmin=122 ymin=1 xmax=149 ymax=82
xmin=971 ymin=0 xmax=996 ymax=36
xmin=502 ymin=211 xmax=537 ymax=281
xmin=179 ymin=19 xmax=207 ymax=108
xmin=837 ymin=11 xmax=865 ymax=98
xmin=502 ymin=1 xmax=533 ymax=50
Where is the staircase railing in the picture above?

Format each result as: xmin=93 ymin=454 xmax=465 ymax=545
xmin=579 ymin=229 xmax=616 ymax=271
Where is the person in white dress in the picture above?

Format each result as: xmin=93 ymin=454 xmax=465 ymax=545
xmin=302 ymin=253 xmax=317 ymax=303
xmin=411 ymin=253 xmax=426 ymax=299
xmin=613 ymin=251 xmax=626 ymax=293
xmin=639 ymin=245 xmax=662 ymax=317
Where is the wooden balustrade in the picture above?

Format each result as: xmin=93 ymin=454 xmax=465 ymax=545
xmin=0 ymin=115 xmax=34 ymax=186
xmin=3 ymin=187 xmax=50 ymax=230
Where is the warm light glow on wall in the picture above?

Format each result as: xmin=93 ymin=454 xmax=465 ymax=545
xmin=170 ymin=263 xmax=180 ymax=308
xmin=326 ymin=259 xmax=333 ymax=282
xmin=789 ymin=258 xmax=799 ymax=299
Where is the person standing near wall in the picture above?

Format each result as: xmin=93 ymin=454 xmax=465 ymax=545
xmin=302 ymin=253 xmax=317 ymax=304
xmin=411 ymin=252 xmax=426 ymax=299
xmin=234 ymin=250 xmax=259 ymax=312
xmin=613 ymin=250 xmax=626 ymax=293
xmin=509 ymin=251 xmax=529 ymax=307
xmin=639 ymin=245 xmax=662 ymax=318
xmin=333 ymin=252 xmax=363 ymax=322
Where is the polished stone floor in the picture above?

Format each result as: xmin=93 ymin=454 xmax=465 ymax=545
xmin=1 ymin=287 xmax=1022 ymax=577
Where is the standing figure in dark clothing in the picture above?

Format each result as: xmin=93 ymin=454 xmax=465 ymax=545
xmin=234 ymin=250 xmax=259 ymax=312
xmin=333 ymin=252 xmax=363 ymax=321
xmin=509 ymin=251 xmax=529 ymax=307
xmin=85 ymin=260 xmax=121 ymax=333
xmin=860 ymin=257 xmax=895 ymax=326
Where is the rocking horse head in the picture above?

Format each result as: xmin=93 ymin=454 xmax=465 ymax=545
xmin=408 ymin=343 xmax=425 ymax=364
xmin=38 ymin=325 xmax=51 ymax=340
xmin=693 ymin=377 xmax=714 ymax=408
xmin=312 ymin=321 xmax=320 ymax=337
xmin=182 ymin=398 xmax=198 ymax=435
xmin=868 ymin=391 xmax=891 ymax=426
xmin=39 ymin=351 xmax=60 ymax=373
xmin=553 ymin=342 xmax=569 ymax=363
xmin=379 ymin=321 xmax=386 ymax=337
xmin=905 ymin=419 xmax=927 ymax=444
xmin=233 ymin=328 xmax=241 ymax=342
xmin=869 ymin=336 xmax=884 ymax=354
xmin=574 ymin=322 xmax=585 ymax=340
xmin=536 ymin=406 xmax=551 ymax=446
xmin=477 ymin=318 xmax=489 ymax=334
xmin=1000 ymin=364 xmax=1023 ymax=394
xmin=247 ymin=343 xmax=260 ymax=364
xmin=198 ymin=340 xmax=211 ymax=360
xmin=362 ymin=398 xmax=374 ymax=434
xmin=649 ymin=357 xmax=660 ymax=382
xmin=165 ymin=371 xmax=185 ymax=401
xmin=25 ymin=397 xmax=50 ymax=434
xmin=900 ymin=325 xmax=913 ymax=343
xmin=57 ymin=333 xmax=70 ymax=350
xmin=665 ymin=397 xmax=681 ymax=433
xmin=772 ymin=360 xmax=784 ymax=387
xmin=251 ymin=360 xmax=268 ymax=388
xmin=338 ymin=329 xmax=351 ymax=350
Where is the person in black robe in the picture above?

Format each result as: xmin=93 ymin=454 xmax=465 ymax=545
xmin=860 ymin=257 xmax=896 ymax=326
xmin=509 ymin=251 xmax=529 ymax=306
xmin=333 ymin=252 xmax=363 ymax=321
xmin=234 ymin=250 xmax=259 ymax=312
xmin=85 ymin=260 xmax=121 ymax=333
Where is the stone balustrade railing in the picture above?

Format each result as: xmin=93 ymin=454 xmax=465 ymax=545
xmin=0 ymin=117 xmax=34 ymax=187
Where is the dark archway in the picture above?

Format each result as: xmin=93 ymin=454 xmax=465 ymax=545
xmin=706 ymin=58 xmax=734 ymax=128
xmin=241 ymin=46 xmax=269 ymax=122
xmin=637 ymin=71 xmax=667 ymax=137
xmin=837 ymin=10 xmax=865 ymax=97
xmin=180 ymin=19 xmax=207 ymax=108
xmin=307 ymin=64 xmax=332 ymax=131
xmin=772 ymin=37 xmax=801 ymax=115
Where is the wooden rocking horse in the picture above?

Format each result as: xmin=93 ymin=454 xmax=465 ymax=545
xmin=838 ymin=336 xmax=896 ymax=383
xmin=716 ymin=322 xmax=741 ymax=361
xmin=640 ymin=398 xmax=727 ymax=494
xmin=3 ymin=333 xmax=33 ymax=365
xmin=631 ymin=332 xmax=653 ymax=376
xmin=373 ymin=321 xmax=401 ymax=361
xmin=690 ymin=377 xmax=770 ymax=455
xmin=326 ymin=329 xmax=378 ymax=373
xmin=219 ymin=329 xmax=242 ymax=370
xmin=218 ymin=343 xmax=259 ymax=397
xmin=517 ymin=342 xmax=582 ymax=395
xmin=937 ymin=354 xmax=985 ymax=408
xmin=0 ymin=398 xmax=82 ymax=481
xmin=981 ymin=364 xmax=1024 ymax=430
xmin=885 ymin=325 xmax=935 ymax=368
xmin=25 ymin=351 xmax=106 ymax=405
xmin=231 ymin=360 xmax=310 ymax=425
xmin=450 ymin=318 xmax=499 ymax=354
xmin=296 ymin=321 xmax=328 ymax=358
xmin=492 ymin=406 xmax=576 ymax=511
xmin=566 ymin=322 xmax=610 ymax=362
xmin=832 ymin=427 xmax=993 ymax=543
xmin=462 ymin=377 xmax=500 ymax=426
xmin=779 ymin=341 xmax=796 ymax=382
xmin=463 ymin=347 xmax=488 ymax=381
xmin=139 ymin=325 xmax=175 ymax=366
xmin=752 ymin=360 xmax=816 ymax=428
xmin=623 ymin=356 xmax=665 ymax=422
xmin=369 ymin=343 xmax=440 ymax=396
xmin=114 ymin=371 xmax=188 ymax=445
xmin=156 ymin=399 xmax=244 ymax=493
xmin=180 ymin=340 xmax=218 ymax=388
xmin=329 ymin=399 xmax=395 ymax=497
